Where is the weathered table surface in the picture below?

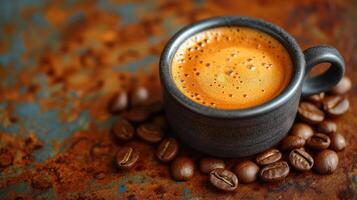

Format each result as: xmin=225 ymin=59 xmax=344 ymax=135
xmin=0 ymin=0 xmax=356 ymax=199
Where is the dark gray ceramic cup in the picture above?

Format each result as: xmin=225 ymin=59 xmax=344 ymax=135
xmin=159 ymin=16 xmax=345 ymax=158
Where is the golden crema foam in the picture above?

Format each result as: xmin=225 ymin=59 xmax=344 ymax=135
xmin=171 ymin=26 xmax=293 ymax=109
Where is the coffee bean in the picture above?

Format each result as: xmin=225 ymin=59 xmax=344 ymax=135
xmin=305 ymin=92 xmax=325 ymax=108
xmin=314 ymin=150 xmax=338 ymax=174
xmin=317 ymin=120 xmax=337 ymax=134
xmin=329 ymin=132 xmax=346 ymax=151
xmin=279 ymin=135 xmax=305 ymax=151
xmin=234 ymin=160 xmax=259 ymax=183
xmin=256 ymin=149 xmax=282 ymax=165
xmin=210 ymin=168 xmax=238 ymax=191
xmin=137 ymin=123 xmax=163 ymax=143
xmin=298 ymin=102 xmax=325 ymax=124
xmin=170 ymin=157 xmax=195 ymax=181
xmin=123 ymin=107 xmax=150 ymax=123
xmin=116 ymin=147 xmax=139 ymax=169
xmin=290 ymin=123 xmax=314 ymax=140
xmin=112 ymin=119 xmax=135 ymax=142
xmin=130 ymin=86 xmax=149 ymax=106
xmin=156 ymin=138 xmax=179 ymax=162
xmin=199 ymin=158 xmax=225 ymax=174
xmin=108 ymin=92 xmax=128 ymax=113
xmin=306 ymin=133 xmax=330 ymax=150
xmin=330 ymin=76 xmax=352 ymax=95
xmin=289 ymin=149 xmax=314 ymax=171
xmin=322 ymin=95 xmax=349 ymax=117
xmin=259 ymin=160 xmax=289 ymax=182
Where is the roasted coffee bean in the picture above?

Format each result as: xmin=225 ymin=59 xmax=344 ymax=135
xmin=256 ymin=149 xmax=282 ymax=165
xmin=290 ymin=123 xmax=314 ymax=140
xmin=137 ymin=123 xmax=163 ymax=143
xmin=306 ymin=92 xmax=325 ymax=107
xmin=259 ymin=161 xmax=289 ymax=182
xmin=130 ymin=86 xmax=149 ymax=106
xmin=116 ymin=147 xmax=139 ymax=169
xmin=170 ymin=157 xmax=195 ymax=181
xmin=306 ymin=133 xmax=331 ymax=150
xmin=108 ymin=92 xmax=128 ymax=113
xmin=234 ymin=160 xmax=259 ymax=183
xmin=329 ymin=132 xmax=346 ymax=151
xmin=330 ymin=76 xmax=351 ymax=95
xmin=199 ymin=158 xmax=225 ymax=174
xmin=112 ymin=119 xmax=135 ymax=142
xmin=210 ymin=168 xmax=238 ymax=191
xmin=317 ymin=120 xmax=337 ymax=134
xmin=156 ymin=138 xmax=179 ymax=162
xmin=123 ymin=107 xmax=150 ymax=123
xmin=279 ymin=135 xmax=305 ymax=151
xmin=289 ymin=149 xmax=314 ymax=171
xmin=298 ymin=102 xmax=325 ymax=124
xmin=322 ymin=95 xmax=349 ymax=117
xmin=314 ymin=150 xmax=339 ymax=174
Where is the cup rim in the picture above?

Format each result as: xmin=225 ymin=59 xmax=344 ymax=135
xmin=159 ymin=16 xmax=305 ymax=118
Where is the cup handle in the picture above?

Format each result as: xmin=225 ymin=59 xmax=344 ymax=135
xmin=302 ymin=45 xmax=345 ymax=96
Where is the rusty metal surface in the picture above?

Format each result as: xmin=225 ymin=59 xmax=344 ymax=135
xmin=0 ymin=0 xmax=356 ymax=199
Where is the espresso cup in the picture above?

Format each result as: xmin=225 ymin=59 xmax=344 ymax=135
xmin=159 ymin=16 xmax=345 ymax=157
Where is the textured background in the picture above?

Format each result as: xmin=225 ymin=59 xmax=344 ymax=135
xmin=0 ymin=0 xmax=356 ymax=199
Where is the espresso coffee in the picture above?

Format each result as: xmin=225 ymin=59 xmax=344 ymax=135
xmin=171 ymin=26 xmax=293 ymax=109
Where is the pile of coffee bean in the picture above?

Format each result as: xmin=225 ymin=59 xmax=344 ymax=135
xmin=108 ymin=76 xmax=351 ymax=192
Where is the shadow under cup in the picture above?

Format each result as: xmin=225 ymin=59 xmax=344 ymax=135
xmin=159 ymin=16 xmax=345 ymax=158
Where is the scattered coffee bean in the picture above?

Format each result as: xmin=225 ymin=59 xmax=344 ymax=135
xmin=0 ymin=151 xmax=13 ymax=167
xmin=137 ymin=123 xmax=164 ymax=143
xmin=322 ymin=95 xmax=349 ymax=117
xmin=116 ymin=147 xmax=139 ymax=169
xmin=112 ymin=119 xmax=135 ymax=142
xmin=234 ymin=160 xmax=259 ymax=183
xmin=289 ymin=148 xmax=314 ymax=171
xmin=170 ymin=157 xmax=195 ymax=181
xmin=210 ymin=168 xmax=238 ymax=191
xmin=329 ymin=132 xmax=346 ymax=151
xmin=279 ymin=135 xmax=305 ymax=151
xmin=156 ymin=138 xmax=179 ymax=162
xmin=314 ymin=150 xmax=338 ymax=174
xmin=130 ymin=86 xmax=149 ymax=106
xmin=298 ymin=102 xmax=325 ymax=124
xmin=124 ymin=107 xmax=150 ymax=123
xmin=317 ymin=120 xmax=337 ymax=134
xmin=330 ymin=76 xmax=352 ymax=95
xmin=306 ymin=92 xmax=325 ymax=108
xmin=199 ymin=158 xmax=225 ymax=174
xmin=108 ymin=92 xmax=128 ymax=113
xmin=256 ymin=149 xmax=282 ymax=165
xmin=306 ymin=133 xmax=331 ymax=150
xmin=259 ymin=160 xmax=289 ymax=182
xmin=290 ymin=123 xmax=314 ymax=140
